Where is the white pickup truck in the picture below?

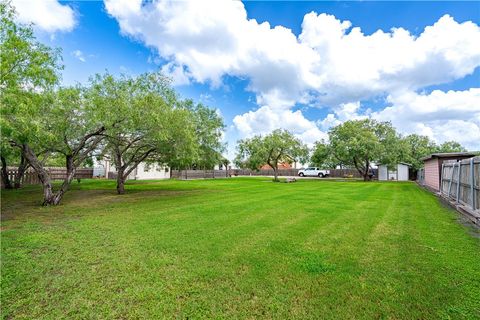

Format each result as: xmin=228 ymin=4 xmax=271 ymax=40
xmin=298 ymin=167 xmax=330 ymax=178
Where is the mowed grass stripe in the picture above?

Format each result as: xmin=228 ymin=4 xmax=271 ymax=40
xmin=1 ymin=178 xmax=479 ymax=319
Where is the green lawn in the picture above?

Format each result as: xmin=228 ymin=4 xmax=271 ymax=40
xmin=1 ymin=178 xmax=479 ymax=319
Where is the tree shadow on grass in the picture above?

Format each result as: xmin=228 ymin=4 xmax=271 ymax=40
xmin=0 ymin=184 xmax=209 ymax=223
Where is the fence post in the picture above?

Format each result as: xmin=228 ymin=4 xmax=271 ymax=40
xmin=456 ymin=162 xmax=461 ymax=204
xmin=471 ymin=158 xmax=475 ymax=210
xmin=441 ymin=163 xmax=445 ymax=195
xmin=447 ymin=163 xmax=454 ymax=198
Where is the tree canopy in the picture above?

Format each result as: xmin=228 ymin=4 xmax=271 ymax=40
xmin=183 ymin=100 xmax=225 ymax=170
xmin=89 ymin=72 xmax=199 ymax=194
xmin=235 ymin=129 xmax=309 ymax=181
xmin=0 ymin=2 xmax=62 ymax=190
xmin=314 ymin=122 xmax=467 ymax=179
xmin=310 ymin=139 xmax=343 ymax=169
xmin=0 ymin=2 xmax=225 ymax=203
xmin=328 ymin=119 xmax=400 ymax=180
xmin=399 ymin=134 xmax=467 ymax=171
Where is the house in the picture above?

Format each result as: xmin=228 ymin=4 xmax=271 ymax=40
xmin=93 ymin=158 xmax=170 ymax=180
xmin=260 ymin=162 xmax=292 ymax=170
xmin=378 ymin=163 xmax=411 ymax=181
xmin=421 ymin=152 xmax=475 ymax=191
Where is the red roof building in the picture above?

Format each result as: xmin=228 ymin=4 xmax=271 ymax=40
xmin=260 ymin=162 xmax=292 ymax=170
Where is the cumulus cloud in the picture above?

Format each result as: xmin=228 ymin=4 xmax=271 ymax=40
xmin=233 ymin=106 xmax=327 ymax=145
xmin=373 ymin=88 xmax=480 ymax=150
xmin=11 ymin=0 xmax=76 ymax=33
xmin=105 ymin=1 xmax=480 ymax=107
xmin=299 ymin=13 xmax=480 ymax=105
xmin=104 ymin=0 xmax=480 ymax=148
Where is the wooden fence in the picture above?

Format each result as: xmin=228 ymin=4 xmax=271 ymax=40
xmin=1 ymin=167 xmax=93 ymax=187
xmin=232 ymin=168 xmax=362 ymax=178
xmin=170 ymin=168 xmax=362 ymax=180
xmin=417 ymin=168 xmax=425 ymax=185
xmin=440 ymin=157 xmax=479 ymax=223
xmin=232 ymin=168 xmax=300 ymax=177
xmin=171 ymin=170 xmax=230 ymax=179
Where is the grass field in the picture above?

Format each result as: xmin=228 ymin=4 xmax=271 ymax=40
xmin=1 ymin=178 xmax=479 ymax=319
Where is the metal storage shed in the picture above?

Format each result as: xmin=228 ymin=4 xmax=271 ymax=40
xmin=378 ymin=163 xmax=411 ymax=181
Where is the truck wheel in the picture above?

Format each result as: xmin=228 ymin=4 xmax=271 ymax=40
xmin=299 ymin=173 xmax=304 ymax=177
xmin=318 ymin=173 xmax=324 ymax=178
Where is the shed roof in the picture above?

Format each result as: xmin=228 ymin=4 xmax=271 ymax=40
xmin=378 ymin=162 xmax=411 ymax=167
xmin=420 ymin=152 xmax=475 ymax=161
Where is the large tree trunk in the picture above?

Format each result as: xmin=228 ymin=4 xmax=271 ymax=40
xmin=117 ymin=176 xmax=126 ymax=194
xmin=353 ymin=157 xmax=371 ymax=182
xmin=13 ymin=155 xmax=28 ymax=189
xmin=21 ymin=144 xmax=77 ymax=206
xmin=1 ymin=156 xmax=12 ymax=189
xmin=114 ymin=148 xmax=155 ymax=195
xmin=362 ymin=159 xmax=371 ymax=181
xmin=273 ymin=167 xmax=279 ymax=182
xmin=116 ymin=167 xmax=126 ymax=195
xmin=46 ymin=155 xmax=76 ymax=205
xmin=21 ymin=144 xmax=55 ymax=205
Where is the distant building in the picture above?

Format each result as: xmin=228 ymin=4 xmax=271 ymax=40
xmin=378 ymin=163 xmax=411 ymax=181
xmin=421 ymin=152 xmax=475 ymax=191
xmin=260 ymin=162 xmax=292 ymax=170
xmin=93 ymin=158 xmax=170 ymax=180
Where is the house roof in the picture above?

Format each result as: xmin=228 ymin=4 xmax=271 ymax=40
xmin=420 ymin=152 xmax=475 ymax=161
xmin=379 ymin=162 xmax=411 ymax=167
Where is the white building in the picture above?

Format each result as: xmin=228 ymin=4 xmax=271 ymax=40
xmin=378 ymin=163 xmax=410 ymax=181
xmin=93 ymin=158 xmax=170 ymax=180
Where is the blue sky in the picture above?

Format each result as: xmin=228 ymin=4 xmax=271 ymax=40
xmin=13 ymin=0 xmax=480 ymax=156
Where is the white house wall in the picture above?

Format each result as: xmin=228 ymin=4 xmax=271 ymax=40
xmin=93 ymin=159 xmax=170 ymax=180
xmin=134 ymin=163 xmax=170 ymax=180
xmin=397 ymin=164 xmax=409 ymax=181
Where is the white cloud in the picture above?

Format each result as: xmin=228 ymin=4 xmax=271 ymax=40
xmin=104 ymin=0 xmax=480 ymax=148
xmin=233 ymin=106 xmax=327 ymax=146
xmin=11 ymin=0 xmax=76 ymax=33
xmin=314 ymin=89 xmax=480 ymax=150
xmin=105 ymin=1 xmax=480 ymax=108
xmin=299 ymin=13 xmax=480 ymax=105
xmin=373 ymin=88 xmax=480 ymax=150
xmin=72 ymin=50 xmax=86 ymax=62
xmin=317 ymin=102 xmax=369 ymax=131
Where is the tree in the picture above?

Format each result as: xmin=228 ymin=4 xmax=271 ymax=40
xmin=328 ymin=119 xmax=400 ymax=181
xmin=0 ymin=145 xmax=29 ymax=189
xmin=90 ymin=73 xmax=197 ymax=194
xmin=0 ymin=143 xmax=15 ymax=189
xmin=400 ymin=135 xmax=466 ymax=173
xmin=235 ymin=129 xmax=309 ymax=182
xmin=183 ymin=101 xmax=225 ymax=169
xmin=310 ymin=140 xmax=342 ymax=169
xmin=400 ymin=134 xmax=438 ymax=171
xmin=221 ymin=157 xmax=230 ymax=177
xmin=15 ymin=87 xmax=107 ymax=205
xmin=437 ymin=141 xmax=466 ymax=153
xmin=0 ymin=2 xmax=61 ymax=189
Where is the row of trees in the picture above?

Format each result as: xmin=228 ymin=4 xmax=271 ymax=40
xmin=0 ymin=3 xmax=224 ymax=204
xmin=310 ymin=119 xmax=466 ymax=180
xmin=235 ymin=119 xmax=466 ymax=182
xmin=1 ymin=2 xmax=468 ymax=200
